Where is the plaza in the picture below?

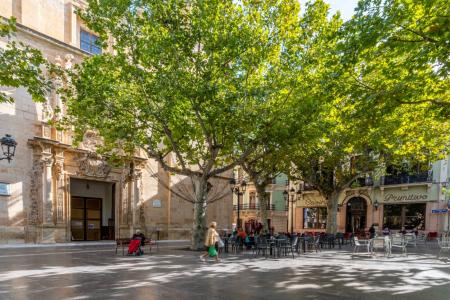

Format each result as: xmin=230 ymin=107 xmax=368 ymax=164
xmin=1 ymin=0 xmax=450 ymax=299
xmin=1 ymin=243 xmax=450 ymax=300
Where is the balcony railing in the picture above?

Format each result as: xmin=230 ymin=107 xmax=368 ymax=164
xmin=350 ymin=177 xmax=374 ymax=188
xmin=381 ymin=171 xmax=432 ymax=185
xmin=233 ymin=203 xmax=276 ymax=211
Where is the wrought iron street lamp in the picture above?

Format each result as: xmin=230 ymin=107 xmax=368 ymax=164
xmin=0 ymin=134 xmax=17 ymax=163
xmin=373 ymin=199 xmax=379 ymax=211
xmin=283 ymin=187 xmax=300 ymax=235
xmin=230 ymin=178 xmax=247 ymax=229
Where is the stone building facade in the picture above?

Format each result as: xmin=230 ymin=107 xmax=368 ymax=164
xmin=0 ymin=0 xmax=232 ymax=244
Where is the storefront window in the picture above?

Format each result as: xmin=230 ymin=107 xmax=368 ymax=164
xmin=303 ymin=207 xmax=327 ymax=229
xmin=383 ymin=203 xmax=426 ymax=230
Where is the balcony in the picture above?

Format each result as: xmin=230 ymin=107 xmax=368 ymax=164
xmin=381 ymin=171 xmax=432 ymax=185
xmin=233 ymin=203 xmax=276 ymax=211
xmin=350 ymin=177 xmax=374 ymax=188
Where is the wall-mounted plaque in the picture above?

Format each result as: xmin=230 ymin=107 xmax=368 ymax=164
xmin=152 ymin=199 xmax=162 ymax=208
xmin=0 ymin=183 xmax=10 ymax=196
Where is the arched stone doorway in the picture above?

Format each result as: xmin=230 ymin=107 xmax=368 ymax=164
xmin=345 ymin=197 xmax=367 ymax=233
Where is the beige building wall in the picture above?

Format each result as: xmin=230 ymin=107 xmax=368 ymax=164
xmin=0 ymin=0 xmax=232 ymax=243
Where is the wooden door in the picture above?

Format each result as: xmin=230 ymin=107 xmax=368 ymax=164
xmin=71 ymin=197 xmax=102 ymax=241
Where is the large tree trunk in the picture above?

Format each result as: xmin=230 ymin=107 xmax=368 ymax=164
xmin=191 ymin=176 xmax=208 ymax=250
xmin=255 ymin=182 xmax=269 ymax=232
xmin=326 ymin=191 xmax=339 ymax=234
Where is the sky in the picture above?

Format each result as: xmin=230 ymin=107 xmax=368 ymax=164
xmin=321 ymin=0 xmax=360 ymax=21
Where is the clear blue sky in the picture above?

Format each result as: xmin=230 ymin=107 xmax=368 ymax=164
xmin=325 ymin=0 xmax=359 ymax=20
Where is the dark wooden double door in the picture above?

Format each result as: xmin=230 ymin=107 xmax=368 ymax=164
xmin=71 ymin=197 xmax=102 ymax=241
xmin=345 ymin=197 xmax=367 ymax=234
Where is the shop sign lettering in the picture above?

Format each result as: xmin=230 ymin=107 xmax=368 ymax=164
xmin=384 ymin=193 xmax=428 ymax=202
xmin=298 ymin=194 xmax=327 ymax=207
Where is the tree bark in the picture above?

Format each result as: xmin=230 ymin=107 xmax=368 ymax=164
xmin=191 ymin=176 xmax=208 ymax=250
xmin=326 ymin=191 xmax=339 ymax=234
xmin=255 ymin=182 xmax=269 ymax=232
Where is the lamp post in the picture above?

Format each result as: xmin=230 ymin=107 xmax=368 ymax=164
xmin=0 ymin=134 xmax=17 ymax=163
xmin=230 ymin=178 xmax=247 ymax=229
xmin=284 ymin=185 xmax=301 ymax=235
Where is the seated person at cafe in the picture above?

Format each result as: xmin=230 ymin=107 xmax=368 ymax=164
xmin=237 ymin=228 xmax=247 ymax=239
xmin=369 ymin=224 xmax=376 ymax=239
xmin=399 ymin=226 xmax=407 ymax=235
xmin=382 ymin=227 xmax=390 ymax=236
xmin=245 ymin=232 xmax=255 ymax=249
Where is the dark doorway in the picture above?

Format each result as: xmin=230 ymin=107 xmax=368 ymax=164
xmin=70 ymin=179 xmax=115 ymax=240
xmin=71 ymin=197 xmax=102 ymax=241
xmin=345 ymin=197 xmax=367 ymax=233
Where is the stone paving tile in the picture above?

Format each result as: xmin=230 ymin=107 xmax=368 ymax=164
xmin=0 ymin=244 xmax=449 ymax=300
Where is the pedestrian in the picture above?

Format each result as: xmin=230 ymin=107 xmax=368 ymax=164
xmin=369 ymin=224 xmax=375 ymax=239
xmin=200 ymin=221 xmax=220 ymax=263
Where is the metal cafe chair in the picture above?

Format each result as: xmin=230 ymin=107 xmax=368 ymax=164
xmin=353 ymin=236 xmax=370 ymax=254
xmin=404 ymin=234 xmax=417 ymax=247
xmin=371 ymin=236 xmax=390 ymax=257
xmin=437 ymin=237 xmax=450 ymax=259
xmin=255 ymin=237 xmax=271 ymax=258
xmin=277 ymin=236 xmax=298 ymax=259
xmin=391 ymin=235 xmax=407 ymax=256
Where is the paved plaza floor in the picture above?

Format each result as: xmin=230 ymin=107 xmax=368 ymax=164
xmin=0 ymin=243 xmax=450 ymax=300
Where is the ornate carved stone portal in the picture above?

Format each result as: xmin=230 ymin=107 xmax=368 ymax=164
xmin=76 ymin=152 xmax=111 ymax=178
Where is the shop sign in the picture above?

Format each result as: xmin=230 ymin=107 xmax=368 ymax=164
xmin=0 ymin=183 xmax=10 ymax=196
xmin=431 ymin=209 xmax=449 ymax=214
xmin=384 ymin=193 xmax=428 ymax=202
xmin=298 ymin=193 xmax=327 ymax=207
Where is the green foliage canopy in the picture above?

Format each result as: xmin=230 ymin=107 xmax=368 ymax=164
xmin=0 ymin=18 xmax=51 ymax=103
xmin=64 ymin=0 xmax=304 ymax=180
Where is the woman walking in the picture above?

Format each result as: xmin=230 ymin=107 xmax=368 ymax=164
xmin=200 ymin=221 xmax=220 ymax=263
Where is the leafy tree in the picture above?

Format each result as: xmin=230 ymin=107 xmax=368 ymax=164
xmin=241 ymin=0 xmax=342 ymax=232
xmin=0 ymin=18 xmax=52 ymax=103
xmin=289 ymin=0 xmax=450 ymax=234
xmin=62 ymin=0 xmax=302 ymax=249
xmin=340 ymin=0 xmax=450 ymax=117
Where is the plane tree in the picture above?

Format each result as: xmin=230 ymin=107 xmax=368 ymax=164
xmin=61 ymin=0 xmax=303 ymax=249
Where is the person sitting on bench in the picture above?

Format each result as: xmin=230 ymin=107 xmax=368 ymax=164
xmin=128 ymin=230 xmax=146 ymax=255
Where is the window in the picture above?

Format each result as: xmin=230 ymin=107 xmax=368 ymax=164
xmin=249 ymin=192 xmax=256 ymax=209
xmin=383 ymin=203 xmax=426 ymax=230
xmin=80 ymin=29 xmax=102 ymax=54
xmin=303 ymin=207 xmax=327 ymax=229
